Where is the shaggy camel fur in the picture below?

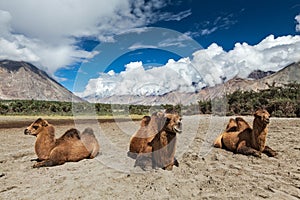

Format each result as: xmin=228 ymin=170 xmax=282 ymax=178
xmin=214 ymin=109 xmax=277 ymax=158
xmin=129 ymin=110 xmax=182 ymax=170
xmin=24 ymin=118 xmax=99 ymax=168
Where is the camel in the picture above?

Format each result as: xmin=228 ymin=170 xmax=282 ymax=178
xmin=213 ymin=109 xmax=277 ymax=158
xmin=128 ymin=109 xmax=182 ymax=170
xmin=127 ymin=113 xmax=164 ymax=159
xmin=148 ymin=111 xmax=182 ymax=170
xmin=24 ymin=118 xmax=100 ymax=168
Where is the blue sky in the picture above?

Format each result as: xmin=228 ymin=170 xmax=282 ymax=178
xmin=62 ymin=0 xmax=300 ymax=92
xmin=0 ymin=0 xmax=299 ymax=95
xmin=155 ymin=0 xmax=300 ymax=50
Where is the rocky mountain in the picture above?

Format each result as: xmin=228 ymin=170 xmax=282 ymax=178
xmin=0 ymin=60 xmax=83 ymax=102
xmin=88 ymin=61 xmax=300 ymax=105
xmin=247 ymin=69 xmax=275 ymax=80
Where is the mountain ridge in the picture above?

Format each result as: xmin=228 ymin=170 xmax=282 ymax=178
xmin=1 ymin=60 xmax=298 ymax=105
xmin=0 ymin=60 xmax=83 ymax=102
xmin=87 ymin=61 xmax=300 ymax=105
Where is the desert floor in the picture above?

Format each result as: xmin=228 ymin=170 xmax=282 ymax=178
xmin=0 ymin=115 xmax=299 ymax=200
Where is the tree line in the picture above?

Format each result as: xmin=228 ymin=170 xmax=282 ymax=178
xmin=0 ymin=83 xmax=299 ymax=117
xmin=0 ymin=99 xmax=179 ymax=116
xmin=198 ymin=82 xmax=300 ymax=117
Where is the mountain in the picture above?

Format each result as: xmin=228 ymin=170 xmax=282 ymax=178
xmin=0 ymin=60 xmax=83 ymax=102
xmin=87 ymin=61 xmax=300 ymax=105
xmin=247 ymin=70 xmax=275 ymax=80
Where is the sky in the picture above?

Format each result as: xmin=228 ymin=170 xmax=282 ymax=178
xmin=0 ymin=0 xmax=299 ymax=98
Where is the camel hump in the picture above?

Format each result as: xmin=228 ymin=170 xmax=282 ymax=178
xmin=81 ymin=128 xmax=95 ymax=137
xmin=140 ymin=116 xmax=151 ymax=127
xmin=62 ymin=128 xmax=81 ymax=139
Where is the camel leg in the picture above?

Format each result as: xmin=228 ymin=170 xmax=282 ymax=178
xmin=237 ymin=141 xmax=261 ymax=158
xmin=161 ymin=156 xmax=178 ymax=171
xmin=127 ymin=151 xmax=138 ymax=159
xmin=134 ymin=153 xmax=153 ymax=170
xmin=33 ymin=159 xmax=65 ymax=168
xmin=33 ymin=147 xmax=68 ymax=168
xmin=174 ymin=157 xmax=179 ymax=167
xmin=30 ymin=158 xmax=43 ymax=162
xmin=163 ymin=164 xmax=173 ymax=171
xmin=263 ymin=146 xmax=277 ymax=157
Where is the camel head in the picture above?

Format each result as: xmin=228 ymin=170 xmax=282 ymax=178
xmin=24 ymin=118 xmax=49 ymax=136
xmin=149 ymin=110 xmax=182 ymax=134
xmin=254 ymin=109 xmax=270 ymax=126
xmin=163 ymin=112 xmax=182 ymax=134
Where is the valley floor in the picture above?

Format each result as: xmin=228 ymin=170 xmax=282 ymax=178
xmin=0 ymin=116 xmax=299 ymax=199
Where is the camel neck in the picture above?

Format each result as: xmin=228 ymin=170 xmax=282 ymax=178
xmin=35 ymin=126 xmax=56 ymax=159
xmin=252 ymin=119 xmax=268 ymax=151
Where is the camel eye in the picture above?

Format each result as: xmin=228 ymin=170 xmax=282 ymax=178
xmin=33 ymin=125 xmax=39 ymax=130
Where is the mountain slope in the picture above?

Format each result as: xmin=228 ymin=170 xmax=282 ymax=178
xmin=0 ymin=60 xmax=83 ymax=102
xmin=88 ymin=61 xmax=300 ymax=105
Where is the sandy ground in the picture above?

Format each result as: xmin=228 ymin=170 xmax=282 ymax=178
xmin=0 ymin=115 xmax=299 ymax=200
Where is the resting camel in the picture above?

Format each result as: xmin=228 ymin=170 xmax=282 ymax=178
xmin=213 ymin=109 xmax=277 ymax=158
xmin=24 ymin=118 xmax=100 ymax=168
xmin=128 ymin=109 xmax=182 ymax=170
xmin=128 ymin=114 xmax=162 ymax=159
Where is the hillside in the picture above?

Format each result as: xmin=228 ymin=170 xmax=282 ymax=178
xmin=87 ymin=62 xmax=300 ymax=105
xmin=0 ymin=60 xmax=83 ymax=102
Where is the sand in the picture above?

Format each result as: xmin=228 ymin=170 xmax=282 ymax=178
xmin=0 ymin=115 xmax=299 ymax=199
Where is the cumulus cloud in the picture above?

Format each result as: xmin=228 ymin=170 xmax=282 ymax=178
xmin=296 ymin=14 xmax=300 ymax=32
xmin=0 ymin=0 xmax=190 ymax=76
xmin=80 ymin=35 xmax=300 ymax=98
xmin=80 ymin=59 xmax=204 ymax=98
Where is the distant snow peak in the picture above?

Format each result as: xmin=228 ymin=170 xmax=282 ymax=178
xmin=80 ymin=34 xmax=300 ymax=101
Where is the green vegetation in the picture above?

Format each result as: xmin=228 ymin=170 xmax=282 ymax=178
xmin=0 ymin=100 xmax=178 ymax=116
xmin=198 ymin=82 xmax=300 ymax=117
xmin=0 ymin=83 xmax=299 ymax=117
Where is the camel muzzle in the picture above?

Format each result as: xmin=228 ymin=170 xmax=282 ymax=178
xmin=24 ymin=129 xmax=31 ymax=135
xmin=265 ymin=118 xmax=270 ymax=124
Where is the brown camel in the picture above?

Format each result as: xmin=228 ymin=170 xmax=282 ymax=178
xmin=148 ymin=111 xmax=182 ymax=170
xmin=129 ymin=110 xmax=182 ymax=170
xmin=24 ymin=118 xmax=100 ymax=168
xmin=128 ymin=113 xmax=164 ymax=159
xmin=213 ymin=109 xmax=277 ymax=158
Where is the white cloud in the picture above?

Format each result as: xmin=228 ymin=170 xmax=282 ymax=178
xmin=80 ymin=34 xmax=300 ymax=98
xmin=296 ymin=14 xmax=300 ymax=32
xmin=160 ymin=9 xmax=192 ymax=21
xmin=200 ymin=13 xmax=238 ymax=36
xmin=0 ymin=0 xmax=190 ymax=76
xmin=128 ymin=43 xmax=158 ymax=51
xmin=200 ymin=27 xmax=218 ymax=36
xmin=80 ymin=59 xmax=204 ymax=98
xmin=128 ymin=33 xmax=193 ymax=50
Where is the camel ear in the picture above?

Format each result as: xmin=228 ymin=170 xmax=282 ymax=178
xmin=254 ymin=109 xmax=263 ymax=118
